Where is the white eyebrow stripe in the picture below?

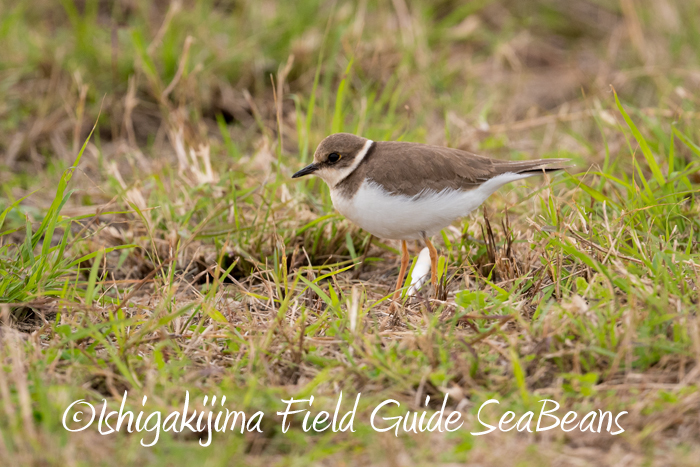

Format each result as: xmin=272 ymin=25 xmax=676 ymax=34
xmin=352 ymin=139 xmax=374 ymax=170
xmin=327 ymin=138 xmax=374 ymax=188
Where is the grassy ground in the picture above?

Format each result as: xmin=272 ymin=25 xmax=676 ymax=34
xmin=2 ymin=0 xmax=700 ymax=465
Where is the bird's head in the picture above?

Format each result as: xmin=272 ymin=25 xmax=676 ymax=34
xmin=292 ymin=133 xmax=373 ymax=187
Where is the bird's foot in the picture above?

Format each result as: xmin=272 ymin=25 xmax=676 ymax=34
xmin=382 ymin=301 xmax=403 ymax=329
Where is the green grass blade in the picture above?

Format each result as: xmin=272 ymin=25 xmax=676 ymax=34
xmin=613 ymin=89 xmax=665 ymax=186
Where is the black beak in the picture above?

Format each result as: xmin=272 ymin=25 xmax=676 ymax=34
xmin=292 ymin=162 xmax=319 ymax=178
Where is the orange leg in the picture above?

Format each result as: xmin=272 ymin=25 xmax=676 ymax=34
xmin=423 ymin=236 xmax=438 ymax=288
xmin=391 ymin=240 xmax=410 ymax=307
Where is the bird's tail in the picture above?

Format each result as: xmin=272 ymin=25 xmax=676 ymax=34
xmin=498 ymin=158 xmax=572 ymax=176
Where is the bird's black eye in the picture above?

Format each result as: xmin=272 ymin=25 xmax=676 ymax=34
xmin=328 ymin=153 xmax=341 ymax=163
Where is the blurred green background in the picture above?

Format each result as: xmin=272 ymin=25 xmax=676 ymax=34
xmin=1 ymin=1 xmax=700 ymax=466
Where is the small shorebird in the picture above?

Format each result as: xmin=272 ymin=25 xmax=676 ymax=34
xmin=293 ymin=133 xmax=568 ymax=308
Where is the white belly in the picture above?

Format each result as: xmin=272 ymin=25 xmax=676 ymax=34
xmin=330 ymin=174 xmax=531 ymax=240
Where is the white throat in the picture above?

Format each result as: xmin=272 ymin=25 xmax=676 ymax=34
xmin=317 ymin=139 xmax=374 ymax=188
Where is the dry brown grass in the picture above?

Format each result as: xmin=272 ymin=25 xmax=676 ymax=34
xmin=1 ymin=0 xmax=700 ymax=465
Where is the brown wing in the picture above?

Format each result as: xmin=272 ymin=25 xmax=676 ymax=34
xmin=356 ymin=141 xmax=569 ymax=197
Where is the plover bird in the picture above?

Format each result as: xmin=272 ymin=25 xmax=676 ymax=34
xmin=293 ymin=133 xmax=568 ymax=308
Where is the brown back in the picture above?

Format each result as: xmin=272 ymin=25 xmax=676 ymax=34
xmin=335 ymin=141 xmax=569 ymax=197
